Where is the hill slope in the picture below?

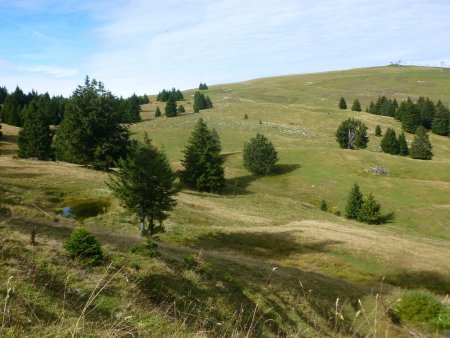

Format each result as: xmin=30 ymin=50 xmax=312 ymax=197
xmin=1 ymin=65 xmax=449 ymax=337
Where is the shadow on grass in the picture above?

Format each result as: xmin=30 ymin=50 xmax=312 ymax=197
xmin=189 ymin=230 xmax=342 ymax=259
xmin=1 ymin=134 xmax=18 ymax=144
xmin=223 ymin=174 xmax=257 ymax=196
xmin=385 ymin=270 xmax=450 ymax=294
xmin=270 ymin=163 xmax=301 ymax=175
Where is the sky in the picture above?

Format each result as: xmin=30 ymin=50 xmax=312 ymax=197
xmin=1 ymin=0 xmax=449 ymax=97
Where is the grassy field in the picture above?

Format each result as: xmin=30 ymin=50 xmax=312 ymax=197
xmin=1 ymin=65 xmax=449 ymax=337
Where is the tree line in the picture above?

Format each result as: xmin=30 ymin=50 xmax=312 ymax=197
xmin=339 ymin=96 xmax=449 ymax=137
xmin=156 ymin=88 xmax=184 ymax=102
xmin=0 ymin=84 xmax=148 ymax=128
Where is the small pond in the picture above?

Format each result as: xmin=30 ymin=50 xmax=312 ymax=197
xmin=59 ymin=199 xmax=110 ymax=220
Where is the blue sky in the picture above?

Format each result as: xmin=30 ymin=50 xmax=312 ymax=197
xmin=1 ymin=0 xmax=449 ymax=96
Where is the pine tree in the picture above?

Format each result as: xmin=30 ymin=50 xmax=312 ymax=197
xmin=431 ymin=103 xmax=449 ymax=136
xmin=401 ymin=98 xmax=421 ymax=133
xmin=398 ymin=132 xmax=409 ymax=156
xmin=17 ymin=97 xmax=53 ymax=160
xmin=164 ymin=95 xmax=177 ymax=117
xmin=380 ymin=128 xmax=400 ymax=155
xmin=243 ymin=133 xmax=279 ymax=175
xmin=155 ymin=106 xmax=161 ymax=117
xmin=345 ymin=183 xmax=364 ymax=220
xmin=420 ymin=97 xmax=436 ymax=129
xmin=54 ymin=76 xmax=130 ymax=170
xmin=339 ymin=97 xmax=347 ymax=109
xmin=0 ymin=86 xmax=8 ymax=104
xmin=108 ymin=135 xmax=177 ymax=235
xmin=357 ymin=193 xmax=382 ymax=224
xmin=351 ymin=99 xmax=361 ymax=112
xmin=335 ymin=118 xmax=369 ymax=149
xmin=181 ymin=119 xmax=225 ymax=193
xmin=389 ymin=98 xmax=398 ymax=117
xmin=177 ymin=104 xmax=185 ymax=114
xmin=410 ymin=126 xmax=433 ymax=160
xmin=375 ymin=125 xmax=382 ymax=136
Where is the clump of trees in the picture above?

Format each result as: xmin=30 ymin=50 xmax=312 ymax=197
xmin=54 ymin=77 xmax=130 ymax=170
xmin=243 ymin=133 xmax=278 ymax=175
xmin=335 ymin=118 xmax=369 ymax=149
xmin=156 ymin=88 xmax=184 ymax=102
xmin=108 ymin=134 xmax=177 ymax=235
xmin=165 ymin=95 xmax=178 ymax=117
xmin=367 ymin=96 xmax=398 ymax=117
xmin=181 ymin=118 xmax=225 ymax=193
xmin=345 ymin=184 xmax=392 ymax=224
xmin=338 ymin=97 xmax=347 ymax=109
xmin=199 ymin=83 xmax=208 ymax=90
xmin=193 ymin=92 xmax=213 ymax=113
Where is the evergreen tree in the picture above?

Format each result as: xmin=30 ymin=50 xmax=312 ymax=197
xmin=351 ymin=99 xmax=361 ymax=112
xmin=54 ymin=76 xmax=130 ymax=170
xmin=17 ymin=97 xmax=53 ymax=160
xmin=375 ymin=125 xmax=382 ymax=136
xmin=410 ymin=126 xmax=433 ymax=160
xmin=398 ymin=132 xmax=409 ymax=156
xmin=345 ymin=183 xmax=364 ymax=220
xmin=335 ymin=118 xmax=369 ymax=149
xmin=199 ymin=83 xmax=208 ymax=90
xmin=120 ymin=94 xmax=141 ymax=123
xmin=338 ymin=97 xmax=347 ymax=109
xmin=357 ymin=193 xmax=382 ymax=224
xmin=389 ymin=98 xmax=398 ymax=117
xmin=181 ymin=118 xmax=225 ymax=193
xmin=243 ymin=133 xmax=279 ymax=175
xmin=368 ymin=101 xmax=376 ymax=114
xmin=64 ymin=227 xmax=104 ymax=266
xmin=108 ymin=135 xmax=177 ymax=236
xmin=177 ymin=104 xmax=185 ymax=114
xmin=380 ymin=128 xmax=400 ymax=155
xmin=320 ymin=200 xmax=328 ymax=211
xmin=0 ymin=86 xmax=8 ymax=104
xmin=401 ymin=97 xmax=421 ymax=133
xmin=419 ymin=97 xmax=436 ymax=129
xmin=164 ymin=95 xmax=177 ymax=117
xmin=155 ymin=106 xmax=161 ymax=117
xmin=431 ymin=103 xmax=449 ymax=136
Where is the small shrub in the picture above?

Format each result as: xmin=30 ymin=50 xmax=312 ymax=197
xmin=320 ymin=200 xmax=328 ymax=211
xmin=244 ymin=114 xmax=248 ymax=120
xmin=131 ymin=238 xmax=160 ymax=258
xmin=334 ymin=210 xmax=341 ymax=216
xmin=64 ymin=227 xmax=104 ymax=266
xmin=391 ymin=290 xmax=450 ymax=330
xmin=375 ymin=125 xmax=382 ymax=136
xmin=183 ymin=254 xmax=200 ymax=270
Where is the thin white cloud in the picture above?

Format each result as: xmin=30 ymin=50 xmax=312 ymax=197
xmin=18 ymin=65 xmax=78 ymax=78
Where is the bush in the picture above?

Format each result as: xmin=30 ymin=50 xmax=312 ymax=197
xmin=64 ymin=227 xmax=104 ymax=266
xmin=391 ymin=290 xmax=449 ymax=330
xmin=338 ymin=97 xmax=347 ymax=109
xmin=131 ymin=238 xmax=160 ymax=258
xmin=375 ymin=125 xmax=382 ymax=137
xmin=243 ymin=133 xmax=279 ymax=175
xmin=320 ymin=200 xmax=328 ymax=211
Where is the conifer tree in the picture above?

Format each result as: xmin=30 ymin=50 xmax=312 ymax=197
xmin=0 ymin=86 xmax=8 ymax=104
xmin=243 ymin=133 xmax=279 ymax=175
xmin=351 ymin=99 xmax=361 ymax=112
xmin=419 ymin=97 xmax=436 ymax=129
xmin=335 ymin=118 xmax=369 ymax=149
xmin=389 ymin=98 xmax=398 ymax=117
xmin=410 ymin=126 xmax=433 ymax=160
xmin=380 ymin=128 xmax=400 ymax=155
xmin=155 ymin=106 xmax=161 ymax=117
xmin=401 ymin=97 xmax=421 ymax=133
xmin=181 ymin=119 xmax=225 ymax=193
xmin=357 ymin=193 xmax=382 ymax=224
xmin=108 ymin=135 xmax=176 ymax=235
xmin=339 ymin=97 xmax=347 ymax=109
xmin=17 ymin=97 xmax=53 ymax=160
xmin=431 ymin=103 xmax=449 ymax=136
xmin=398 ymin=132 xmax=409 ymax=156
xmin=54 ymin=76 xmax=130 ymax=170
xmin=345 ymin=183 xmax=364 ymax=220
xmin=375 ymin=125 xmax=382 ymax=136
xmin=177 ymin=104 xmax=185 ymax=114
xmin=164 ymin=95 xmax=177 ymax=117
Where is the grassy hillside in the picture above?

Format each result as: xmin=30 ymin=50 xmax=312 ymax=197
xmin=1 ymin=66 xmax=449 ymax=337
